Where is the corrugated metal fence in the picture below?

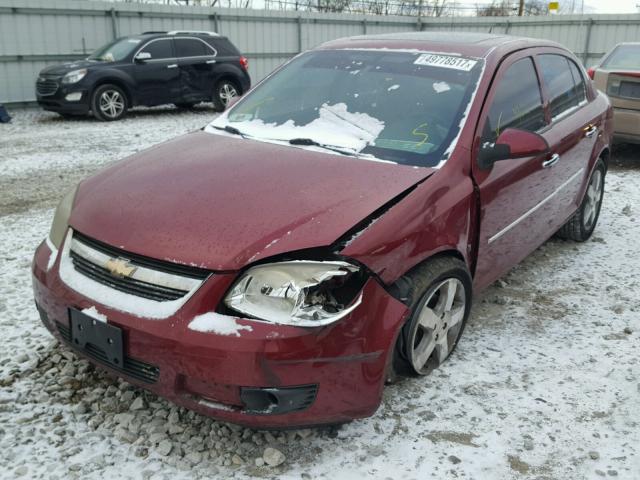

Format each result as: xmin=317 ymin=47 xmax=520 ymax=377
xmin=2 ymin=0 xmax=640 ymax=104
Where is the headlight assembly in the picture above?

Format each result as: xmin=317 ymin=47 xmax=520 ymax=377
xmin=62 ymin=69 xmax=87 ymax=84
xmin=49 ymin=184 xmax=78 ymax=249
xmin=224 ymin=260 xmax=366 ymax=327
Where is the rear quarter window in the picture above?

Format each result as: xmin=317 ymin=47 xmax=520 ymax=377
xmin=207 ymin=38 xmax=240 ymax=56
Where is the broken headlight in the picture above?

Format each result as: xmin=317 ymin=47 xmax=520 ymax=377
xmin=224 ymin=261 xmax=366 ymax=327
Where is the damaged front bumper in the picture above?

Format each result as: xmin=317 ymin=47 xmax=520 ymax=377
xmin=32 ymin=239 xmax=409 ymax=428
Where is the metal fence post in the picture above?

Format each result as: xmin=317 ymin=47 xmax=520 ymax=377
xmin=109 ymin=8 xmax=118 ymax=39
xmin=582 ymin=18 xmax=594 ymax=66
xmin=212 ymin=12 xmax=219 ymax=34
xmin=505 ymin=20 xmax=511 ymax=34
xmin=362 ymin=18 xmax=367 ymax=34
xmin=297 ymin=16 xmax=302 ymax=53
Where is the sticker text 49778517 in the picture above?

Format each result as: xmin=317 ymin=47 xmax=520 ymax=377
xmin=414 ymin=54 xmax=478 ymax=72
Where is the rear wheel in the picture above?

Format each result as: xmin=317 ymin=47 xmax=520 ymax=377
xmin=91 ymin=84 xmax=127 ymax=121
xmin=212 ymin=79 xmax=239 ymax=112
xmin=556 ymin=159 xmax=606 ymax=241
xmin=394 ymin=257 xmax=472 ymax=377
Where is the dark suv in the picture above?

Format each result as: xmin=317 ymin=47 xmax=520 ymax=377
xmin=36 ymin=31 xmax=251 ymax=121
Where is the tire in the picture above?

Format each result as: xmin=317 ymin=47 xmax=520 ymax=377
xmin=556 ymin=159 xmax=606 ymax=242
xmin=212 ymin=79 xmax=239 ymax=112
xmin=393 ymin=257 xmax=472 ymax=377
xmin=91 ymin=84 xmax=128 ymax=121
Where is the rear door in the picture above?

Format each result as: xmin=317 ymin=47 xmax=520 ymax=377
xmin=175 ymin=37 xmax=218 ymax=103
xmin=535 ymin=52 xmax=601 ymax=225
xmin=133 ymin=38 xmax=180 ymax=105
xmin=471 ymin=52 xmax=554 ymax=289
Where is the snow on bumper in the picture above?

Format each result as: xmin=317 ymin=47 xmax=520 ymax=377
xmin=32 ymin=240 xmax=409 ymax=427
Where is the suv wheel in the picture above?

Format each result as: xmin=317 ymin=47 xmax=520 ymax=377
xmin=212 ymin=79 xmax=238 ymax=112
xmin=92 ymin=84 xmax=128 ymax=121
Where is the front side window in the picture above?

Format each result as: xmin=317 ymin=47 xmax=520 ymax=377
xmin=538 ymin=54 xmax=586 ymax=120
xmin=139 ymin=39 xmax=173 ymax=60
xmin=602 ymin=44 xmax=640 ymax=69
xmin=208 ymin=49 xmax=483 ymax=167
xmin=482 ymin=57 xmax=546 ymax=143
xmin=175 ymin=38 xmax=213 ymax=58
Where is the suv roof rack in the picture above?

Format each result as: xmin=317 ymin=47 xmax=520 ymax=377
xmin=167 ymin=30 xmax=220 ymax=37
xmin=142 ymin=31 xmax=167 ymax=34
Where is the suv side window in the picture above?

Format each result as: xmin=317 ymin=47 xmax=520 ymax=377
xmin=538 ymin=54 xmax=586 ymax=120
xmin=175 ymin=38 xmax=214 ymax=58
xmin=482 ymin=57 xmax=546 ymax=143
xmin=139 ymin=39 xmax=173 ymax=60
xmin=568 ymin=60 xmax=587 ymax=105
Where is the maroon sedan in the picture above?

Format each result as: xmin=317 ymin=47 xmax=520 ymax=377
xmin=32 ymin=33 xmax=612 ymax=428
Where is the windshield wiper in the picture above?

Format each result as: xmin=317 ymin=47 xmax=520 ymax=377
xmin=212 ymin=124 xmax=247 ymax=138
xmin=288 ymin=138 xmax=356 ymax=157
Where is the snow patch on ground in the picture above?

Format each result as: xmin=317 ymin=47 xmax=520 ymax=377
xmin=188 ymin=312 xmax=253 ymax=337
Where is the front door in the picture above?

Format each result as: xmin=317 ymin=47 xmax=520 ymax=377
xmin=133 ymin=38 xmax=180 ymax=105
xmin=471 ymin=53 xmax=557 ymax=290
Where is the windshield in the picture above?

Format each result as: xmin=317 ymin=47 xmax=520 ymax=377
xmin=88 ymin=37 xmax=142 ymax=62
xmin=602 ymin=45 xmax=640 ymax=70
xmin=210 ymin=49 xmax=483 ymax=167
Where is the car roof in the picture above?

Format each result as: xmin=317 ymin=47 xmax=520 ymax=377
xmin=318 ymin=32 xmax=564 ymax=59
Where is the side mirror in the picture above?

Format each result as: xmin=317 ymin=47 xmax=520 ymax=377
xmin=135 ymin=52 xmax=152 ymax=63
xmin=478 ymin=128 xmax=549 ymax=170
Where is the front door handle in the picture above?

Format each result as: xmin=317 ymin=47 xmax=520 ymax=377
xmin=542 ymin=153 xmax=560 ymax=168
xmin=167 ymin=64 xmax=178 ymax=69
xmin=584 ymin=124 xmax=598 ymax=138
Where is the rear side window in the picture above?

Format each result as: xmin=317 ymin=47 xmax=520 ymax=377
xmin=483 ymin=57 xmax=546 ymax=142
xmin=602 ymin=44 xmax=640 ymax=69
xmin=174 ymin=38 xmax=214 ymax=58
xmin=139 ymin=39 xmax=173 ymax=60
xmin=538 ymin=54 xmax=586 ymax=120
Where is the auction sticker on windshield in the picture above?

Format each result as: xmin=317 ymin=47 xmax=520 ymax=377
xmin=414 ymin=54 xmax=478 ymax=71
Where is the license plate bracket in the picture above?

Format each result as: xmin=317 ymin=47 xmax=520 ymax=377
xmin=69 ymin=309 xmax=124 ymax=368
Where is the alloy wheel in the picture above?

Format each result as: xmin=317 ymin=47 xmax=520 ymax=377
xmin=99 ymin=90 xmax=125 ymax=119
xmin=219 ymin=82 xmax=238 ymax=106
xmin=409 ymin=278 xmax=466 ymax=374
xmin=583 ymin=169 xmax=603 ymax=231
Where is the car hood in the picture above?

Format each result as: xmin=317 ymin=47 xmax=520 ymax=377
xmin=69 ymin=131 xmax=433 ymax=271
xmin=40 ymin=59 xmax=99 ymax=76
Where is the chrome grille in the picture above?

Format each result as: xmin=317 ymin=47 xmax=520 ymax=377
xmin=68 ymin=230 xmax=209 ymax=303
xmin=36 ymin=77 xmax=59 ymax=96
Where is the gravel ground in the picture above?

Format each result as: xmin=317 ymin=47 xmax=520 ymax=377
xmin=1 ymin=108 xmax=639 ymax=479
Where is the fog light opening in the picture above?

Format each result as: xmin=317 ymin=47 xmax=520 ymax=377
xmin=65 ymin=92 xmax=82 ymax=102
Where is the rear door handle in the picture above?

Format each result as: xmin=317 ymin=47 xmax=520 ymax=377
xmin=542 ymin=153 xmax=560 ymax=168
xmin=167 ymin=64 xmax=178 ymax=69
xmin=584 ymin=125 xmax=598 ymax=138
xmin=206 ymin=59 xmax=217 ymax=64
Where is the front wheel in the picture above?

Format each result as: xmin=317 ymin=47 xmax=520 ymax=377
xmin=556 ymin=159 xmax=606 ymax=241
xmin=91 ymin=84 xmax=128 ymax=121
xmin=395 ymin=257 xmax=472 ymax=377
xmin=212 ymin=79 xmax=239 ymax=112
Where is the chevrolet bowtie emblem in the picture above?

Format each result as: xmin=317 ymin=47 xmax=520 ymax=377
xmin=105 ymin=257 xmax=137 ymax=278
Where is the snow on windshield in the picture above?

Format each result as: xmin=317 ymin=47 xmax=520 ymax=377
xmin=206 ymin=49 xmax=483 ymax=168
xmin=211 ymin=102 xmax=384 ymax=154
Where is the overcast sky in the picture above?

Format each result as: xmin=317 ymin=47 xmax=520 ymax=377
xmin=586 ymin=0 xmax=638 ymax=12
